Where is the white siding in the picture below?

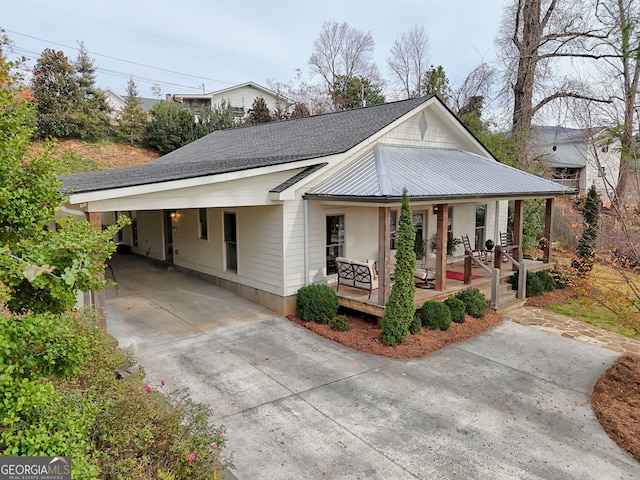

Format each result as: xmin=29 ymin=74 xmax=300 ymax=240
xmin=211 ymin=85 xmax=280 ymax=117
xmin=585 ymin=145 xmax=620 ymax=200
xmin=171 ymin=206 xmax=285 ymax=295
xmin=132 ymin=210 xmax=164 ymax=260
xmin=283 ymin=201 xmax=306 ymax=289
xmin=378 ymin=109 xmax=482 ymax=153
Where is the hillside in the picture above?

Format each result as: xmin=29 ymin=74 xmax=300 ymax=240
xmin=37 ymin=139 xmax=161 ymax=174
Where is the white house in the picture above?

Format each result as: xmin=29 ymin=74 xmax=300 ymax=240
xmin=62 ymin=97 xmax=571 ymax=316
xmin=171 ymin=81 xmax=285 ymax=120
xmin=103 ymin=88 xmax=161 ymax=120
xmin=534 ymin=126 xmax=620 ymax=199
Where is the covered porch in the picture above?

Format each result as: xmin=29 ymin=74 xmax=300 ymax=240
xmin=304 ymin=145 xmax=569 ymax=318
xmin=332 ymin=254 xmax=552 ymax=318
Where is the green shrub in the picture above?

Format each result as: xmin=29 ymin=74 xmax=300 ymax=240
xmin=535 ymin=269 xmax=556 ymax=292
xmin=409 ymin=315 xmax=422 ymax=335
xmin=509 ymin=270 xmax=556 ymax=297
xmin=0 ymin=310 xmax=232 ymax=479
xmin=454 ymin=288 xmax=488 ymax=318
xmin=444 ymin=297 xmax=466 ymax=323
xmin=330 ymin=314 xmax=350 ymax=332
xmin=527 ymin=273 xmax=544 ymax=297
xmin=381 ymin=189 xmax=416 ymax=346
xmin=296 ymin=285 xmax=338 ymax=323
xmin=420 ymin=301 xmax=452 ymax=330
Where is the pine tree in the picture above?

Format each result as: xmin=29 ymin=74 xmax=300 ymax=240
xmin=117 ymin=77 xmax=148 ymax=145
xmin=574 ymin=185 xmax=600 ymax=274
xmin=73 ymin=42 xmax=110 ymax=139
xmin=381 ymin=189 xmax=417 ymax=346
xmin=245 ymin=96 xmax=272 ymax=124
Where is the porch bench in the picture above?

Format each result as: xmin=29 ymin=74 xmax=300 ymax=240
xmin=335 ymin=257 xmax=378 ymax=299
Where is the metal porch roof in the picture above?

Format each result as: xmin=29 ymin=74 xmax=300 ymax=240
xmin=305 ymin=145 xmax=572 ymax=202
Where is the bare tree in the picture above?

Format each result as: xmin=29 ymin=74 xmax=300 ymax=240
xmin=589 ymin=0 xmax=640 ymax=205
xmin=497 ymin=0 xmax=609 ymax=169
xmin=387 ymin=25 xmax=430 ymax=99
xmin=451 ymin=63 xmax=497 ymax=115
xmin=309 ymin=22 xmax=380 ymax=108
xmin=268 ymin=70 xmax=331 ymax=115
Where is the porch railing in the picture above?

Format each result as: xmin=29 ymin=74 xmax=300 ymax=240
xmin=492 ymin=245 xmax=526 ymax=308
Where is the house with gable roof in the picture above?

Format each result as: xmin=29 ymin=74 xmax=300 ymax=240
xmin=104 ymin=88 xmax=161 ymax=120
xmin=533 ymin=126 xmax=620 ymax=199
xmin=62 ymin=96 xmax=572 ymax=316
xmin=171 ymin=81 xmax=285 ymax=120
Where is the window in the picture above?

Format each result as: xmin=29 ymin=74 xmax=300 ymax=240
xmin=598 ymin=166 xmax=606 ymax=177
xmin=230 ymin=106 xmax=245 ymax=117
xmin=390 ymin=210 xmax=398 ymax=249
xmin=198 ymin=208 xmax=208 ymax=240
xmin=224 ymin=212 xmax=237 ymax=271
xmin=326 ymin=215 xmax=345 ymax=274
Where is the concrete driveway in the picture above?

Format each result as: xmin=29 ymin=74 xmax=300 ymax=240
xmin=106 ymin=255 xmax=640 ymax=480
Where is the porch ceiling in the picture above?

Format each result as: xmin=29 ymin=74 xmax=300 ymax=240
xmin=304 ymin=145 xmax=573 ymax=203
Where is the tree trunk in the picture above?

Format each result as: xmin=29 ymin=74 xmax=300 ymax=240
xmin=512 ymin=0 xmax=543 ymax=171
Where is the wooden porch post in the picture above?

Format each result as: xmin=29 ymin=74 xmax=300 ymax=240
xmin=435 ymin=204 xmax=448 ymax=291
xmin=512 ymin=200 xmax=524 ymax=271
xmin=87 ymin=212 xmax=106 ymax=326
xmin=543 ymin=198 xmax=554 ymax=264
xmin=378 ymin=207 xmax=391 ymax=306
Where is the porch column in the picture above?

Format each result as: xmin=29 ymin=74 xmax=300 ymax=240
xmin=543 ymin=198 xmax=554 ymax=264
xmin=87 ymin=212 xmax=106 ymax=326
xmin=377 ymin=207 xmax=391 ymax=306
xmin=512 ymin=200 xmax=524 ymax=271
xmin=435 ymin=204 xmax=448 ymax=291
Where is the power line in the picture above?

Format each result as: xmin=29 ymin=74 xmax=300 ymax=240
xmin=11 ymin=45 xmax=204 ymax=92
xmin=7 ymin=30 xmax=236 ymax=89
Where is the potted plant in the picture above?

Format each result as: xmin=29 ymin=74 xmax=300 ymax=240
xmin=430 ymin=232 xmax=462 ymax=256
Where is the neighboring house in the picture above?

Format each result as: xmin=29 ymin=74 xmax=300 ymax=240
xmin=62 ymin=96 xmax=571 ymax=316
xmin=104 ymin=88 xmax=161 ymax=120
xmin=533 ymin=126 xmax=620 ymax=199
xmin=171 ymin=81 xmax=285 ymax=120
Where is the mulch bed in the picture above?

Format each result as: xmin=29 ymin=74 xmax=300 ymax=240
xmin=287 ymin=309 xmax=502 ymax=359
xmin=592 ymin=353 xmax=640 ymax=463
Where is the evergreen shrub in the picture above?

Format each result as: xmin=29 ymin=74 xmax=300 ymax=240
xmin=444 ymin=297 xmax=466 ymax=323
xmin=329 ymin=314 xmax=350 ymax=332
xmin=409 ymin=315 xmax=422 ymax=335
xmin=535 ymin=269 xmax=556 ymax=292
xmin=296 ymin=285 xmax=338 ymax=323
xmin=420 ymin=301 xmax=452 ymax=330
xmin=454 ymin=288 xmax=488 ymax=318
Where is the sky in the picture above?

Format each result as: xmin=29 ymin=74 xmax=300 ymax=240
xmin=5 ymin=0 xmax=508 ymax=100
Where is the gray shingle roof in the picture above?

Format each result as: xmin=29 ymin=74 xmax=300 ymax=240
xmin=62 ymin=97 xmax=431 ymax=194
xmin=305 ymin=145 xmax=572 ymax=201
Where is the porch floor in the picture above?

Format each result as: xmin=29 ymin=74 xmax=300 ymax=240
xmin=332 ymin=259 xmax=550 ymax=318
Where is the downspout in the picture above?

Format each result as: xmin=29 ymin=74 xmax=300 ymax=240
xmin=304 ymin=198 xmax=310 ymax=286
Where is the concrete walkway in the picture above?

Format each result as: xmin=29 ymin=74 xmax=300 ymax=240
xmin=505 ymin=307 xmax=640 ymax=355
xmin=105 ymin=255 xmax=640 ymax=480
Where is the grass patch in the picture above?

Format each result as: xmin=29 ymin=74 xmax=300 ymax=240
xmin=541 ymin=261 xmax=639 ymax=338
xmin=546 ymin=298 xmax=637 ymax=338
